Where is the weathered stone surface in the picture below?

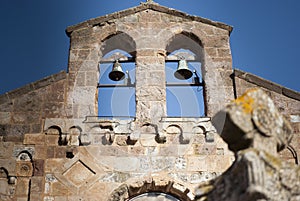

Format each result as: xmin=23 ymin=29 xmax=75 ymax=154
xmin=196 ymin=89 xmax=300 ymax=201
xmin=16 ymin=162 xmax=33 ymax=177
xmin=23 ymin=133 xmax=45 ymax=145
xmin=0 ymin=2 xmax=299 ymax=201
xmin=213 ymin=88 xmax=293 ymax=154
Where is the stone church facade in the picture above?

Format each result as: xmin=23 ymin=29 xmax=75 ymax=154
xmin=0 ymin=2 xmax=299 ymax=200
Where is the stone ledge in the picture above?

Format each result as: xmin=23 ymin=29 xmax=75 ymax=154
xmin=0 ymin=71 xmax=67 ymax=102
xmin=65 ymin=3 xmax=233 ymax=36
xmin=234 ymin=69 xmax=300 ymax=101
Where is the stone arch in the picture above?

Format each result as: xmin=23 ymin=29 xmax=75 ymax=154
xmin=0 ymin=167 xmax=8 ymax=179
xmin=0 ymin=167 xmax=10 ymax=197
xmin=141 ymin=123 xmax=158 ymax=134
xmin=98 ymin=31 xmax=137 ymax=117
xmin=87 ymin=125 xmax=114 ymax=145
xmin=47 ymin=125 xmax=67 ymax=146
xmin=192 ymin=126 xmax=206 ymax=135
xmin=16 ymin=151 xmax=33 ymax=177
xmin=108 ymin=179 xmax=193 ymax=201
xmin=100 ymin=31 xmax=137 ymax=58
xmin=46 ymin=125 xmax=62 ymax=135
xmin=166 ymin=124 xmax=183 ymax=135
xmin=164 ymin=29 xmax=205 ymax=117
xmin=17 ymin=150 xmax=32 ymax=162
xmin=165 ymin=31 xmax=204 ymax=63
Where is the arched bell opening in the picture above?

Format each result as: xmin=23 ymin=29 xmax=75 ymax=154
xmin=165 ymin=32 xmax=205 ymax=117
xmin=98 ymin=32 xmax=137 ymax=118
xmin=129 ymin=192 xmax=181 ymax=201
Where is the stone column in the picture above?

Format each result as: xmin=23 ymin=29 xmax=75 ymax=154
xmin=135 ymin=49 xmax=166 ymax=124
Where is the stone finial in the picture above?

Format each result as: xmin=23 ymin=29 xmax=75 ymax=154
xmin=212 ymin=88 xmax=293 ymax=154
xmin=196 ymin=88 xmax=299 ymax=201
xmin=141 ymin=0 xmax=158 ymax=5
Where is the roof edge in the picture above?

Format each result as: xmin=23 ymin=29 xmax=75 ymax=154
xmin=65 ymin=3 xmax=233 ymax=37
xmin=234 ymin=69 xmax=300 ymax=101
xmin=0 ymin=71 xmax=67 ymax=103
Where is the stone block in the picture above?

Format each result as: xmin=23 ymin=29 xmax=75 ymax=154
xmin=139 ymin=10 xmax=161 ymax=23
xmin=54 ymin=147 xmax=67 ymax=158
xmin=86 ymin=71 xmax=99 ymax=86
xmin=15 ymin=177 xmax=30 ymax=196
xmin=17 ymin=197 xmax=29 ymax=201
xmin=30 ymin=193 xmax=44 ymax=201
xmin=115 ymin=135 xmax=128 ymax=146
xmin=47 ymin=146 xmax=55 ymax=158
xmin=30 ymin=123 xmax=43 ymax=133
xmin=87 ymin=181 xmax=106 ymax=195
xmin=30 ymin=176 xmax=44 ymax=193
xmin=217 ymin=48 xmax=231 ymax=57
xmin=75 ymin=72 xmax=85 ymax=86
xmin=34 ymin=145 xmax=47 ymax=159
xmin=33 ymin=160 xmax=44 ymax=176
xmin=159 ymin=145 xmax=178 ymax=156
xmin=113 ymin=157 xmax=139 ymax=172
xmin=175 ymin=156 xmax=187 ymax=170
xmin=100 ymin=172 xmax=130 ymax=183
xmin=13 ymin=92 xmax=42 ymax=112
xmin=16 ymin=162 xmax=33 ymax=177
xmin=128 ymin=146 xmax=145 ymax=155
xmin=47 ymin=83 xmax=65 ymax=103
xmin=44 ymin=159 xmax=65 ymax=173
xmin=136 ymin=86 xmax=165 ymax=101
xmin=51 ymin=181 xmax=70 ymax=196
xmin=46 ymin=135 xmax=59 ymax=146
xmin=24 ymin=134 xmax=45 ymax=145
xmin=0 ymin=142 xmax=14 ymax=159
xmin=187 ymin=155 xmax=233 ymax=172
xmin=0 ymin=112 xmax=11 ymax=124
xmin=43 ymin=102 xmax=65 ymax=118
xmin=53 ymin=197 xmax=67 ymax=201
xmin=151 ymin=156 xmax=175 ymax=171
xmin=193 ymin=144 xmax=216 ymax=155
xmin=140 ymin=134 xmax=158 ymax=146
xmin=5 ymin=125 xmax=30 ymax=141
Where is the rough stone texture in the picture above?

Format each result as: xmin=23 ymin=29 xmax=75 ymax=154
xmin=195 ymin=89 xmax=300 ymax=201
xmin=234 ymin=69 xmax=300 ymax=163
xmin=0 ymin=1 xmax=299 ymax=201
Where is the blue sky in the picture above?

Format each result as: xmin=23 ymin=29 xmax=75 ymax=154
xmin=0 ymin=0 xmax=299 ymax=95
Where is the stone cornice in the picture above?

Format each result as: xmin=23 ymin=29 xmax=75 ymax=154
xmin=234 ymin=69 xmax=300 ymax=101
xmin=0 ymin=71 xmax=66 ymax=103
xmin=65 ymin=3 xmax=233 ymax=37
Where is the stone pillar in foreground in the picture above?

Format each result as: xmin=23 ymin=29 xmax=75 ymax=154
xmin=195 ymin=88 xmax=300 ymax=201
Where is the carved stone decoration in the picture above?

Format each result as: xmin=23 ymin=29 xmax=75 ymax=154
xmin=16 ymin=162 xmax=33 ymax=177
xmin=79 ymin=133 xmax=91 ymax=146
xmin=212 ymin=88 xmax=293 ymax=154
xmin=68 ymin=126 xmax=81 ymax=146
xmin=16 ymin=151 xmax=33 ymax=177
xmin=63 ymin=160 xmax=95 ymax=186
xmin=54 ymin=148 xmax=106 ymax=192
xmin=195 ymin=88 xmax=300 ymax=201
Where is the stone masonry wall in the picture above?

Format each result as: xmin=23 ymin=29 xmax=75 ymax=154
xmin=0 ymin=2 xmax=299 ymax=201
xmin=234 ymin=69 xmax=300 ymax=165
xmin=66 ymin=3 xmax=234 ymax=120
xmin=0 ymin=3 xmax=237 ymax=200
xmin=0 ymin=71 xmax=67 ymax=143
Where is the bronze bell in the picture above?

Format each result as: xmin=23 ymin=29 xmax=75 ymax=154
xmin=109 ymin=60 xmax=125 ymax=81
xmin=174 ymin=59 xmax=193 ymax=80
